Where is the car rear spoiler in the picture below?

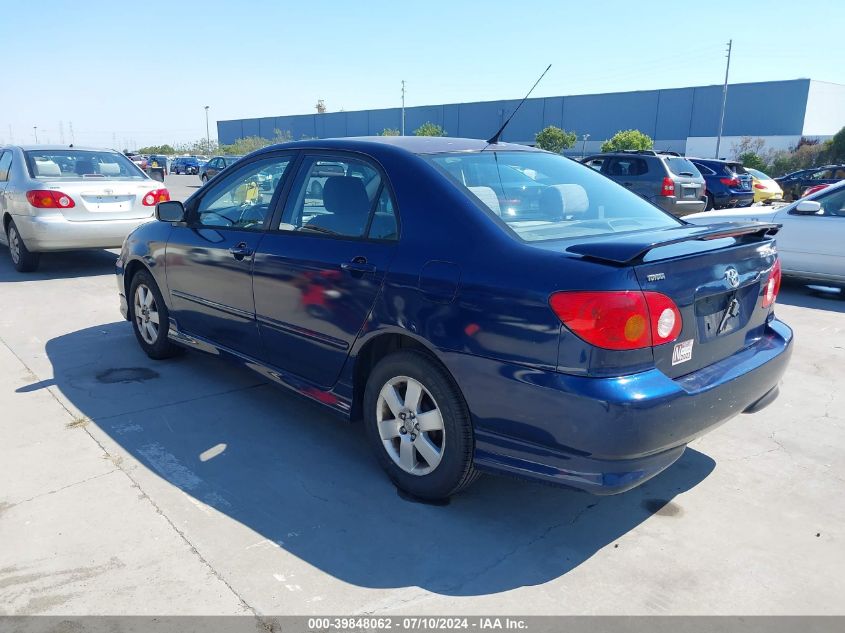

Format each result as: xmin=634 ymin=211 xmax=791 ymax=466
xmin=567 ymin=222 xmax=781 ymax=265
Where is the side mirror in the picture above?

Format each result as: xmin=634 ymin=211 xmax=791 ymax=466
xmin=793 ymin=200 xmax=822 ymax=215
xmin=156 ymin=200 xmax=186 ymax=222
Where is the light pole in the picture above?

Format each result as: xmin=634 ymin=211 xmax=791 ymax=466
xmin=581 ymin=133 xmax=590 ymax=158
xmin=401 ymin=81 xmax=406 ymax=136
xmin=715 ymin=39 xmax=732 ymax=159
xmin=33 ymin=126 xmax=38 ymax=144
xmin=204 ymin=106 xmax=210 ymax=155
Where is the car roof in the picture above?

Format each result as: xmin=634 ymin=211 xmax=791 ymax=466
xmin=6 ymin=145 xmax=121 ymax=152
xmin=251 ymin=136 xmax=542 ymax=157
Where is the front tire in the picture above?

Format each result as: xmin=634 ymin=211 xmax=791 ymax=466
xmin=363 ymin=350 xmax=479 ymax=500
xmin=6 ymin=220 xmax=40 ymax=272
xmin=129 ymin=270 xmax=182 ymax=360
xmin=201 ymin=174 xmax=208 ymax=184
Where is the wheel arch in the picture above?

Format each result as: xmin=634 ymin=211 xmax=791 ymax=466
xmin=123 ymin=258 xmax=153 ymax=299
xmin=350 ymin=330 xmax=457 ymax=421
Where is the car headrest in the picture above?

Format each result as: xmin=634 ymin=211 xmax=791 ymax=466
xmin=34 ymin=160 xmax=61 ymax=177
xmin=310 ymin=176 xmax=371 ymax=237
xmin=98 ymin=162 xmax=121 ymax=176
xmin=468 ymin=186 xmax=502 ymax=216
xmin=540 ymin=184 xmax=589 ymax=218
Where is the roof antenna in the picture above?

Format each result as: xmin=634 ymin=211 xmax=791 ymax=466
xmin=487 ymin=64 xmax=551 ymax=145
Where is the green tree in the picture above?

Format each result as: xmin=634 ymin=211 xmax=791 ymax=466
xmin=138 ymin=144 xmax=176 ymax=155
xmin=414 ymin=122 xmax=446 ymax=137
xmin=218 ymin=129 xmax=292 ymax=155
xmin=826 ymin=126 xmax=845 ymax=162
xmin=379 ymin=128 xmax=401 ymax=136
xmin=534 ymin=126 xmax=577 ymax=153
xmin=738 ymin=151 xmax=768 ymax=172
xmin=600 ymin=129 xmax=654 ymax=153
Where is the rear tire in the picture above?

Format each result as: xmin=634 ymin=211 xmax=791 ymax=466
xmin=363 ymin=350 xmax=480 ymax=500
xmin=6 ymin=220 xmax=40 ymax=272
xmin=129 ymin=270 xmax=182 ymax=360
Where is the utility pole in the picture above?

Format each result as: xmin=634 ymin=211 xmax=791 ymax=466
xmin=715 ymin=39 xmax=732 ymax=159
xmin=59 ymin=121 xmax=65 ymax=144
xmin=204 ymin=106 xmax=210 ymax=154
xmin=69 ymin=121 xmax=75 ymax=144
xmin=401 ymin=80 xmax=406 ymax=136
xmin=581 ymin=133 xmax=590 ymax=158
xmin=33 ymin=126 xmax=38 ymax=144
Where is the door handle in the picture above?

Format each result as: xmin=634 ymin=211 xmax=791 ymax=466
xmin=623 ymin=182 xmax=634 ymax=187
xmin=228 ymin=242 xmax=253 ymax=260
xmin=341 ymin=257 xmax=376 ymax=274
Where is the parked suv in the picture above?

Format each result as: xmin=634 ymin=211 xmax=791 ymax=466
xmin=582 ymin=150 xmax=706 ymax=216
xmin=775 ymin=165 xmax=845 ymax=201
xmin=689 ymin=158 xmax=753 ymax=210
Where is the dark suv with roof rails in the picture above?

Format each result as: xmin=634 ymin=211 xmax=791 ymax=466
xmin=582 ymin=150 xmax=706 ymax=217
xmin=688 ymin=158 xmax=754 ymax=210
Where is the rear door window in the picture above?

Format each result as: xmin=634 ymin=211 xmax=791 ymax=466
xmin=606 ymin=157 xmax=648 ymax=177
xmin=583 ymin=157 xmax=605 ymax=171
xmin=0 ymin=151 xmax=11 ymax=181
xmin=278 ymin=156 xmax=388 ymax=239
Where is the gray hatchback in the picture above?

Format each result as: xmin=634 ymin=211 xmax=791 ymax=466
xmin=582 ymin=150 xmax=706 ymax=216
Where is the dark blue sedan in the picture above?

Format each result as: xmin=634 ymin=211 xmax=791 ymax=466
xmin=115 ymin=137 xmax=793 ymax=500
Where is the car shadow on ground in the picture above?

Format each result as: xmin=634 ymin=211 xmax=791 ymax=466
xmin=0 ymin=248 xmax=118 ymax=282
xmin=778 ymin=279 xmax=844 ymax=313
xmin=33 ymin=321 xmax=716 ymax=596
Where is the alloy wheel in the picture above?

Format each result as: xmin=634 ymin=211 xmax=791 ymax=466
xmin=376 ymin=376 xmax=445 ymax=475
xmin=134 ymin=284 xmax=161 ymax=345
xmin=8 ymin=226 xmax=20 ymax=264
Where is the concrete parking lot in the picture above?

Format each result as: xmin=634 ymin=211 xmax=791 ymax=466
xmin=0 ymin=174 xmax=843 ymax=615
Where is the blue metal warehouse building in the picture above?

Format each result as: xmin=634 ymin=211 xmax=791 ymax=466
xmin=218 ymin=78 xmax=844 ymax=158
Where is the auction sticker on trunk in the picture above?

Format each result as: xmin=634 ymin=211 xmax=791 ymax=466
xmin=672 ymin=339 xmax=694 ymax=365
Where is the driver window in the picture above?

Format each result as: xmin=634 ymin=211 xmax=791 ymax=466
xmin=196 ymin=157 xmax=291 ymax=230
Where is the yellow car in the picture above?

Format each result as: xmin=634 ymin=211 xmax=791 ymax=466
xmin=745 ymin=168 xmax=783 ymax=204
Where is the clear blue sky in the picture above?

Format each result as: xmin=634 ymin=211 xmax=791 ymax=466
xmin=1 ymin=0 xmax=843 ymax=148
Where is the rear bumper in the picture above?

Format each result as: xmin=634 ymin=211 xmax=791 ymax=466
xmin=11 ymin=213 xmax=153 ymax=251
xmin=715 ymin=191 xmax=754 ymax=208
xmin=447 ymin=318 xmax=793 ymax=495
xmin=656 ymin=197 xmax=706 ymax=216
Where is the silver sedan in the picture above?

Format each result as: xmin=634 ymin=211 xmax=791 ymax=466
xmin=0 ymin=145 xmax=170 ymax=272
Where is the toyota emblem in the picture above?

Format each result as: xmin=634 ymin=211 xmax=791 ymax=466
xmin=725 ymin=267 xmax=740 ymax=288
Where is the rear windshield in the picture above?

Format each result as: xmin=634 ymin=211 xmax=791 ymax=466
xmin=426 ymin=151 xmax=681 ymax=242
xmin=25 ymin=150 xmax=146 ymax=180
xmin=744 ymin=167 xmax=770 ymax=180
xmin=664 ymin=157 xmax=700 ymax=177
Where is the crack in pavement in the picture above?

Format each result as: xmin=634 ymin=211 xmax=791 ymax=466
xmin=5 ymin=469 xmax=118 ymax=510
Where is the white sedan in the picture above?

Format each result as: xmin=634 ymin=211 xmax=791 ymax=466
xmin=685 ymin=180 xmax=845 ymax=288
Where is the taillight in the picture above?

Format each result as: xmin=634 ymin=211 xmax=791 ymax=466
xmin=754 ymin=183 xmax=766 ymax=190
xmin=762 ymin=259 xmax=782 ymax=308
xmin=660 ymin=177 xmax=675 ymax=197
xmin=720 ymin=177 xmax=740 ymax=188
xmin=142 ymin=188 xmax=170 ymax=206
xmin=549 ymin=290 xmax=682 ymax=350
xmin=26 ymin=190 xmax=75 ymax=209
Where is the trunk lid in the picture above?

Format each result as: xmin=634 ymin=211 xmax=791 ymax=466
xmin=568 ymin=222 xmax=779 ymax=378
xmin=38 ymin=179 xmax=160 ymax=221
